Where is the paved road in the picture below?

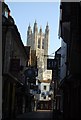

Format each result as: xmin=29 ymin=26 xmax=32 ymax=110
xmin=16 ymin=110 xmax=53 ymax=120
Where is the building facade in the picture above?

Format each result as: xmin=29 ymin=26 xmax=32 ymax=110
xmin=37 ymin=80 xmax=52 ymax=110
xmin=2 ymin=2 xmax=35 ymax=119
xmin=58 ymin=2 xmax=81 ymax=119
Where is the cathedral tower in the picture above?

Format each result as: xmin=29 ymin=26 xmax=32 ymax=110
xmin=27 ymin=21 xmax=49 ymax=80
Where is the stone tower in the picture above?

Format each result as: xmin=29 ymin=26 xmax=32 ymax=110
xmin=27 ymin=21 xmax=49 ymax=81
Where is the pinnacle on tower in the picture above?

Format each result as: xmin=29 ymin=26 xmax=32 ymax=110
xmin=33 ymin=20 xmax=38 ymax=33
xmin=27 ymin=23 xmax=32 ymax=35
xmin=45 ymin=22 xmax=49 ymax=34
xmin=47 ymin=22 xmax=48 ymax=27
xmin=28 ymin=23 xmax=31 ymax=29
xmin=34 ymin=20 xmax=37 ymax=27
xmin=46 ymin=22 xmax=49 ymax=30
xmin=35 ymin=20 xmax=37 ymax=24
xmin=39 ymin=26 xmax=42 ymax=34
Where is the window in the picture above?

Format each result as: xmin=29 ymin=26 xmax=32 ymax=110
xmin=44 ymin=85 xmax=46 ymax=90
xmin=48 ymin=94 xmax=51 ymax=97
xmin=5 ymin=11 xmax=8 ymax=18
xmin=38 ymin=38 xmax=40 ymax=48
xmin=42 ymin=92 xmax=45 ymax=96
xmin=44 ymin=96 xmax=46 ymax=99
xmin=4 ymin=8 xmax=8 ymax=18
xmin=41 ymin=92 xmax=45 ymax=97
xmin=42 ymin=39 xmax=44 ymax=49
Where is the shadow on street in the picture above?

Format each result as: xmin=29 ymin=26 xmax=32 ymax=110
xmin=15 ymin=111 xmax=53 ymax=120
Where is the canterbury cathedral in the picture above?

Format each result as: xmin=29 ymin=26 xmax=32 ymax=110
xmin=27 ymin=21 xmax=52 ymax=81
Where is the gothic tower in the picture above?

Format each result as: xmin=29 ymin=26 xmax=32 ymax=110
xmin=44 ymin=22 xmax=49 ymax=70
xmin=27 ymin=21 xmax=49 ymax=81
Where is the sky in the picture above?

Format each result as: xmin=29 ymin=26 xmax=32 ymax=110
xmin=6 ymin=2 xmax=61 ymax=56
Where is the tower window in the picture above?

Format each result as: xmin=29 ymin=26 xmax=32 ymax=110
xmin=38 ymin=38 xmax=40 ymax=48
xmin=42 ymin=39 xmax=44 ymax=49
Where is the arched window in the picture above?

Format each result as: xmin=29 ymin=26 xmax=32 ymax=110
xmin=42 ymin=39 xmax=44 ymax=49
xmin=38 ymin=38 xmax=40 ymax=48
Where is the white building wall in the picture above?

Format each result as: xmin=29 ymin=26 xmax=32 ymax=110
xmin=39 ymin=82 xmax=50 ymax=101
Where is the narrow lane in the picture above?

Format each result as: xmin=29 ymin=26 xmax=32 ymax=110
xmin=16 ymin=111 xmax=53 ymax=120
